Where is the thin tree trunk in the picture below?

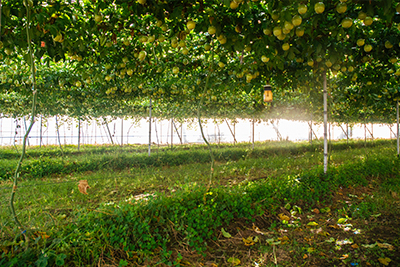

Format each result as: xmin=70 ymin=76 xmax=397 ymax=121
xmin=77 ymin=117 xmax=81 ymax=151
xmin=225 ymin=119 xmax=237 ymax=144
xmin=23 ymin=116 xmax=30 ymax=146
xmin=55 ymin=115 xmax=64 ymax=156
xmin=40 ymin=116 xmax=43 ymax=147
xmin=13 ymin=119 xmax=19 ymax=154
xmin=121 ymin=117 xmax=123 ymax=146
xmin=252 ymin=118 xmax=255 ymax=149
xmin=366 ymin=124 xmax=374 ymax=140
xmin=172 ymin=120 xmax=183 ymax=144
xmin=148 ymin=98 xmax=152 ymax=156
xmin=104 ymin=118 xmax=114 ymax=145
xmin=171 ymin=118 xmax=173 ymax=149
xmin=339 ymin=124 xmax=348 ymax=140
xmin=323 ymin=71 xmax=328 ymax=174
xmin=10 ymin=6 xmax=37 ymax=230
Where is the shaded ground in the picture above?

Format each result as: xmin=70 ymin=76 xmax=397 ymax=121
xmin=133 ymin=184 xmax=400 ymax=267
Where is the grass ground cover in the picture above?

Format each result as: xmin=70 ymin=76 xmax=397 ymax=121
xmin=0 ymin=139 xmax=399 ymax=266
xmin=0 ymin=140 xmax=395 ymax=228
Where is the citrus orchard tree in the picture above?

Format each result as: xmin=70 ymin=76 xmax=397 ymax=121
xmin=1 ymin=0 xmax=400 ymax=123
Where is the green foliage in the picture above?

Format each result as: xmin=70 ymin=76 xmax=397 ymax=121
xmin=2 ymin=141 xmax=399 ymax=265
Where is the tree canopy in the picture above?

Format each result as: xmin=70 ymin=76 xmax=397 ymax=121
xmin=1 ymin=0 xmax=400 ymax=123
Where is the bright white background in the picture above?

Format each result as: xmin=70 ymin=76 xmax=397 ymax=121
xmin=0 ymin=116 xmax=398 ymax=147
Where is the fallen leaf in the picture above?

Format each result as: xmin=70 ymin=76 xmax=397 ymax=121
xmin=339 ymin=254 xmax=349 ymax=260
xmin=378 ymin=257 xmax=391 ymax=266
xmin=320 ymin=207 xmax=331 ymax=213
xmin=278 ymin=236 xmax=289 ymax=244
xmin=319 ymin=252 xmax=327 ymax=256
xmin=312 ymin=208 xmax=320 ymax=214
xmin=242 ymin=236 xmax=258 ymax=246
xmin=377 ymin=242 xmax=394 ymax=251
xmin=227 ymin=257 xmax=240 ymax=266
xmin=303 ymin=254 xmax=308 ymax=259
xmin=78 ymin=180 xmax=90 ymax=195
xmin=221 ymin=228 xmax=231 ymax=238
xmin=391 ymin=191 xmax=398 ymax=198
xmin=307 ymin=247 xmax=315 ymax=253
xmin=35 ymin=231 xmax=50 ymax=239
xmin=362 ymin=243 xmax=377 ymax=248
xmin=278 ymin=213 xmax=290 ymax=222
xmin=278 ymin=236 xmax=289 ymax=241
xmin=307 ymin=222 xmax=319 ymax=227
xmin=351 ymin=244 xmax=359 ymax=249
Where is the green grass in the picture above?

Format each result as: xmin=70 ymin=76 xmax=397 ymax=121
xmin=1 ymin=139 xmax=399 ymax=266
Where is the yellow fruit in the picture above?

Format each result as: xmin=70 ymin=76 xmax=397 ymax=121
xmin=263 ymin=28 xmax=271 ymax=35
xmin=181 ymin=47 xmax=189 ymax=55
xmin=172 ymin=67 xmax=179 ymax=74
xmin=364 ymin=44 xmax=372 ymax=52
xmin=273 ymin=26 xmax=282 ymax=37
xmin=277 ymin=34 xmax=286 ymax=40
xmin=208 ymin=26 xmax=216 ymax=35
xmin=390 ymin=58 xmax=397 ymax=64
xmin=341 ymin=18 xmax=353 ymax=28
xmin=296 ymin=27 xmax=305 ymax=37
xmin=284 ymin=21 xmax=294 ymax=31
xmin=230 ymin=1 xmax=239 ymax=9
xmin=358 ymin=12 xmax=367 ymax=20
xmin=261 ymin=55 xmax=269 ymax=62
xmin=307 ymin=60 xmax=314 ymax=67
xmin=204 ymin=43 xmax=211 ymax=51
xmin=271 ymin=11 xmax=279 ymax=20
xmin=138 ymin=0 xmax=146 ymax=5
xmin=187 ymin=20 xmax=196 ymax=30
xmin=336 ymin=3 xmax=347 ymax=14
xmin=94 ymin=14 xmax=103 ymax=23
xmin=314 ymin=2 xmax=325 ymax=14
xmin=325 ymin=60 xmax=332 ymax=68
xmin=292 ymin=15 xmax=302 ymax=26
xmin=235 ymin=25 xmax=242 ymax=33
xmin=364 ymin=16 xmax=373 ymax=26
xmin=282 ymin=43 xmax=290 ymax=51
xmin=385 ymin=41 xmax=393 ymax=49
xmin=298 ymin=4 xmax=307 ymax=15
xmin=357 ymin=39 xmax=365 ymax=46
xmin=147 ymin=35 xmax=155 ymax=43
xmin=218 ymin=62 xmax=225 ymax=68
xmin=348 ymin=66 xmax=354 ymax=72
xmin=138 ymin=51 xmax=147 ymax=61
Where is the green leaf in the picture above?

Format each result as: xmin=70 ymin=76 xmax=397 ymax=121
xmin=221 ymin=227 xmax=232 ymax=238
xmin=307 ymin=222 xmax=318 ymax=226
xmin=227 ymin=257 xmax=240 ymax=266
